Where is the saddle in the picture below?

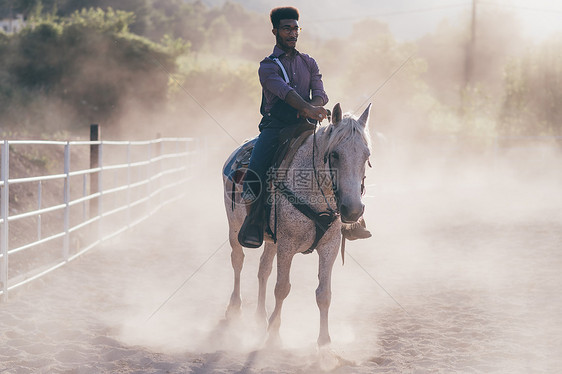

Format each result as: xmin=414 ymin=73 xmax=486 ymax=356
xmin=272 ymin=121 xmax=315 ymax=169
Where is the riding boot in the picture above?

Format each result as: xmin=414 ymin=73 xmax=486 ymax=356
xmin=238 ymin=197 xmax=265 ymax=248
xmin=341 ymin=216 xmax=371 ymax=241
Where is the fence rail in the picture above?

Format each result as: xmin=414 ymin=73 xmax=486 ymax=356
xmin=0 ymin=135 xmax=200 ymax=301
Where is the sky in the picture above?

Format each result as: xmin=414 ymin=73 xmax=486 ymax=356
xmin=206 ymin=0 xmax=562 ymax=42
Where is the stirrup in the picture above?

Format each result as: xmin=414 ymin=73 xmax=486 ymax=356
xmin=238 ymin=217 xmax=264 ymax=248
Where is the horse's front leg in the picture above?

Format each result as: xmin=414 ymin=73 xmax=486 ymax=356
xmin=316 ymin=240 xmax=339 ymax=346
xmin=256 ymin=242 xmax=276 ymax=329
xmin=267 ymin=248 xmax=294 ymax=347
xmin=226 ymin=232 xmax=245 ymax=319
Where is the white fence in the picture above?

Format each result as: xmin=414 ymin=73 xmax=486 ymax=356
xmin=0 ymin=136 xmax=200 ymax=301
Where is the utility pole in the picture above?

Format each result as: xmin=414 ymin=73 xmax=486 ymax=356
xmin=9 ymin=0 xmax=13 ymax=33
xmin=464 ymin=0 xmax=477 ymax=88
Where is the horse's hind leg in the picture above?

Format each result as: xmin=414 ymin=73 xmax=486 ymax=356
xmin=256 ymin=242 xmax=276 ymax=329
xmin=226 ymin=232 xmax=244 ymax=320
xmin=316 ymin=243 xmax=339 ymax=346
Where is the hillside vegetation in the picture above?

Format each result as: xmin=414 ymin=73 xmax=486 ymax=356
xmin=0 ymin=0 xmax=560 ymax=144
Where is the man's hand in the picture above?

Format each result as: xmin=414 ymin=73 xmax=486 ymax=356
xmin=299 ymin=105 xmax=328 ymax=122
xmin=285 ymin=90 xmax=328 ymax=121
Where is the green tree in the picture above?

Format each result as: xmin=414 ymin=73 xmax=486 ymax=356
xmin=1 ymin=7 xmax=175 ymax=133
xmin=500 ymin=36 xmax=562 ymax=136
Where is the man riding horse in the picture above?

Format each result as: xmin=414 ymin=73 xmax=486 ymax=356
xmin=238 ymin=6 xmax=371 ymax=248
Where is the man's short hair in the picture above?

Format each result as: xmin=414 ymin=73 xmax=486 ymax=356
xmin=270 ymin=7 xmax=299 ymax=29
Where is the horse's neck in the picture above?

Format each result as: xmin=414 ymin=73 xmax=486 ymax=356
xmin=285 ymin=129 xmax=334 ymax=202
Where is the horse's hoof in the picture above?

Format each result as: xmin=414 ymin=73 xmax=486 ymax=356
xmin=317 ymin=335 xmax=331 ymax=347
xmin=225 ymin=305 xmax=241 ymax=321
xmin=317 ymin=346 xmax=342 ymax=371
xmin=265 ymin=333 xmax=282 ymax=350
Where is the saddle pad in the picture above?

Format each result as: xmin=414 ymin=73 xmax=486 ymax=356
xmin=223 ymin=137 xmax=257 ymax=183
xmin=224 ymin=123 xmax=314 ymax=186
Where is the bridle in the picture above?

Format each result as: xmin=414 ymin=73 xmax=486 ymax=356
xmin=312 ymin=119 xmax=371 ymax=216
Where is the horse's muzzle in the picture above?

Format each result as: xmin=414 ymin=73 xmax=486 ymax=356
xmin=340 ymin=203 xmax=365 ymax=223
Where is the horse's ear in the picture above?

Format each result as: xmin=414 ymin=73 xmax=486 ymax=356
xmin=358 ymin=103 xmax=372 ymax=128
xmin=332 ymin=103 xmax=342 ymax=125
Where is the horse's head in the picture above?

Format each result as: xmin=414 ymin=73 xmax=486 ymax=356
xmin=324 ymin=103 xmax=372 ymax=223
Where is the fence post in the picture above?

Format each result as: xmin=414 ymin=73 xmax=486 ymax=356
xmin=1 ymin=140 xmax=9 ymax=301
xmin=90 ymin=124 xmax=100 ymax=218
xmin=63 ymin=142 xmax=70 ymax=261
xmin=90 ymin=123 xmax=101 ymax=241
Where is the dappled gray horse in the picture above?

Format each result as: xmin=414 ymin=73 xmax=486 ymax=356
xmin=222 ymin=103 xmax=372 ymax=347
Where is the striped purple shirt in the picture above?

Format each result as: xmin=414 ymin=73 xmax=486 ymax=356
xmin=258 ymin=45 xmax=329 ymax=114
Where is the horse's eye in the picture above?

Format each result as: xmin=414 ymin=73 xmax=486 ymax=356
xmin=330 ymin=151 xmax=339 ymax=160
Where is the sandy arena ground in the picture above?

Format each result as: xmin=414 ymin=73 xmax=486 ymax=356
xmin=1 ymin=156 xmax=561 ymax=373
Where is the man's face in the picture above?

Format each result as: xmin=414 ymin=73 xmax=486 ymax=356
xmin=273 ymin=19 xmax=300 ymax=50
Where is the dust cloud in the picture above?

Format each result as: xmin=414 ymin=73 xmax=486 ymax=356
xmin=1 ymin=111 xmax=562 ymax=372
xmin=124 ymin=138 xmax=559 ymax=373
xmin=1 ymin=3 xmax=562 ymax=373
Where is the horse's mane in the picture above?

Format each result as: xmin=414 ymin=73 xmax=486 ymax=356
xmin=321 ymin=113 xmax=372 ymax=156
